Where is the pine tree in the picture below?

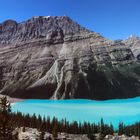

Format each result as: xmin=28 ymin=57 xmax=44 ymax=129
xmin=52 ymin=118 xmax=58 ymax=140
xmin=118 ymin=122 xmax=124 ymax=135
xmin=137 ymin=123 xmax=140 ymax=138
xmin=109 ymin=123 xmax=114 ymax=135
xmin=100 ymin=118 xmax=104 ymax=134
xmin=97 ymin=118 xmax=105 ymax=140
xmin=52 ymin=126 xmax=58 ymax=140
xmin=0 ymin=96 xmax=14 ymax=140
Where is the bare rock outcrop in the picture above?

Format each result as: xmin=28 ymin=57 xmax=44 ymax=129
xmin=0 ymin=16 xmax=140 ymax=100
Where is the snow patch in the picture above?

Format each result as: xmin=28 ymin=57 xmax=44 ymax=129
xmin=33 ymin=16 xmax=51 ymax=19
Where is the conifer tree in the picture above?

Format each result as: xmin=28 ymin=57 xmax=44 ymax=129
xmin=0 ymin=96 xmax=14 ymax=140
xmin=52 ymin=125 xmax=58 ymax=140
xmin=98 ymin=118 xmax=105 ymax=140
xmin=118 ymin=122 xmax=124 ymax=135
xmin=100 ymin=118 xmax=104 ymax=134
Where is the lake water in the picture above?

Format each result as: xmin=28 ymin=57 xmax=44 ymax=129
xmin=12 ymin=97 xmax=140 ymax=128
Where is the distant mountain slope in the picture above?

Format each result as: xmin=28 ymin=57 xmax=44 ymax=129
xmin=0 ymin=16 xmax=140 ymax=100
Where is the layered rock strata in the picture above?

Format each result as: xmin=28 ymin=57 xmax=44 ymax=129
xmin=0 ymin=16 xmax=140 ymax=100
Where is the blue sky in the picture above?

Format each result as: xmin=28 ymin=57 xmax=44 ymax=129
xmin=0 ymin=0 xmax=140 ymax=40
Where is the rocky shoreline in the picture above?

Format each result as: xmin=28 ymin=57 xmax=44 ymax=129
xmin=14 ymin=127 xmax=139 ymax=140
xmin=0 ymin=94 xmax=23 ymax=103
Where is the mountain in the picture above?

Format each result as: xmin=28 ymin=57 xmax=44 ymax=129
xmin=0 ymin=16 xmax=140 ymax=100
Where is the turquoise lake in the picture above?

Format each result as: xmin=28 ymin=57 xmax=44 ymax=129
xmin=12 ymin=97 xmax=140 ymax=128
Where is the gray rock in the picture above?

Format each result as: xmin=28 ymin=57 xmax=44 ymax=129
xmin=0 ymin=16 xmax=140 ymax=100
xmin=18 ymin=127 xmax=40 ymax=140
xmin=104 ymin=134 xmax=139 ymax=140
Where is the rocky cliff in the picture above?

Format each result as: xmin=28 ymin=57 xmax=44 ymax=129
xmin=0 ymin=16 xmax=140 ymax=100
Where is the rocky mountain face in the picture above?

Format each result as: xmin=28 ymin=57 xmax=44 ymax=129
xmin=0 ymin=16 xmax=140 ymax=100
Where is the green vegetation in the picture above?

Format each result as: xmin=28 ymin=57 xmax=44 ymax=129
xmin=1 ymin=96 xmax=140 ymax=139
xmin=0 ymin=96 xmax=18 ymax=140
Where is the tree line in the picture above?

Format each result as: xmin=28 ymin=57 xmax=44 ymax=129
xmin=0 ymin=96 xmax=140 ymax=139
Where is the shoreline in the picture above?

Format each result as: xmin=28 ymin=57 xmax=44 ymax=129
xmin=0 ymin=94 xmax=24 ymax=103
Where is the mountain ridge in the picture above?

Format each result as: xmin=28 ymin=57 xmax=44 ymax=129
xmin=0 ymin=16 xmax=140 ymax=100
